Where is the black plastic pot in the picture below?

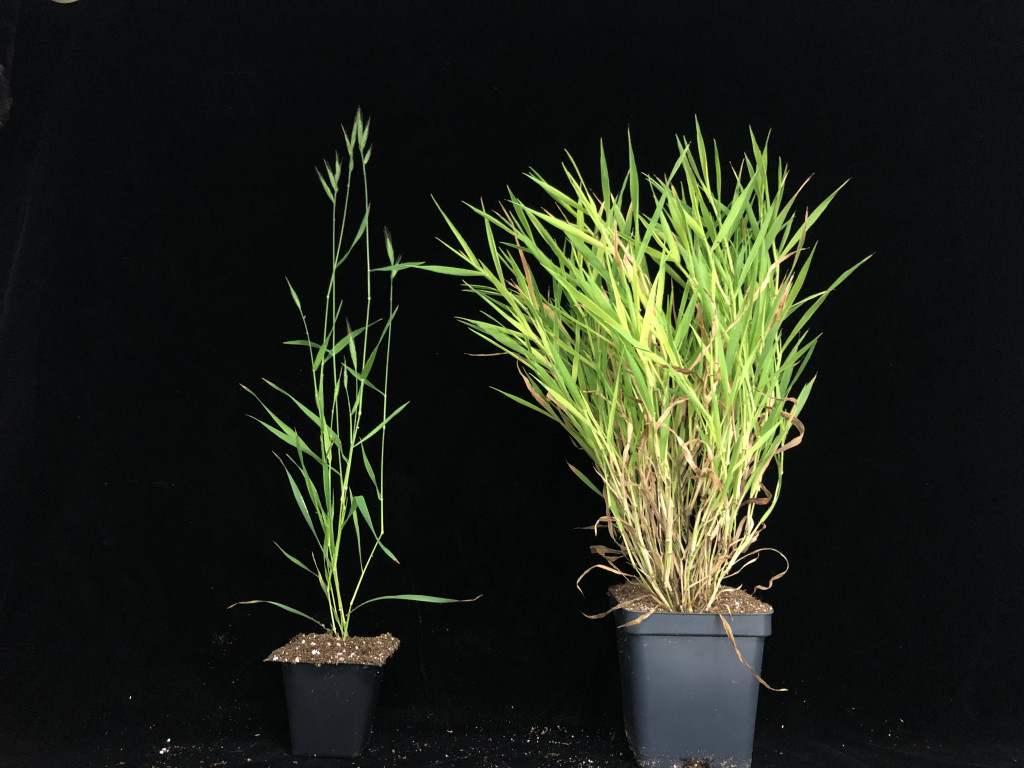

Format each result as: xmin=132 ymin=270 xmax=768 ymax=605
xmin=280 ymin=662 xmax=382 ymax=757
xmin=613 ymin=601 xmax=772 ymax=768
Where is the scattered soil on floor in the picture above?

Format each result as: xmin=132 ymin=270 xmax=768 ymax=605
xmin=265 ymin=632 xmax=399 ymax=666
xmin=610 ymin=581 xmax=772 ymax=615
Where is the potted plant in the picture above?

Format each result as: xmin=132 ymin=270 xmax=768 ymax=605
xmin=232 ymin=111 xmax=466 ymax=759
xmin=435 ymin=122 xmax=866 ymax=767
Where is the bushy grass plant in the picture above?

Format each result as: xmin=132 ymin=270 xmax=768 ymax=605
xmin=234 ymin=112 xmax=461 ymax=638
xmin=437 ymin=122 xmax=866 ymax=613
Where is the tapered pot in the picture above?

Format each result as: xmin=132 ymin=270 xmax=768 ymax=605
xmin=612 ymin=600 xmax=771 ymax=768
xmin=281 ymin=661 xmax=382 ymax=757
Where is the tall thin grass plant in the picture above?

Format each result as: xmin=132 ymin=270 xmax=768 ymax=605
xmin=234 ymin=111 xmax=463 ymax=638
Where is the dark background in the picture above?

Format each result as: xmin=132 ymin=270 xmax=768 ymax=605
xmin=1 ymin=2 xmax=1022 ymax=766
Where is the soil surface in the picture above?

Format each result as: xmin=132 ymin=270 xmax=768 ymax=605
xmin=264 ymin=632 xmax=399 ymax=666
xmin=610 ymin=581 xmax=772 ymax=615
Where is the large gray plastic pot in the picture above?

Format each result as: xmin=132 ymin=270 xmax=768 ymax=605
xmin=612 ymin=599 xmax=772 ymax=768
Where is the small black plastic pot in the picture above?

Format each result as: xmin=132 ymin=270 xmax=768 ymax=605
xmin=280 ymin=662 xmax=382 ymax=757
xmin=612 ymin=600 xmax=772 ymax=768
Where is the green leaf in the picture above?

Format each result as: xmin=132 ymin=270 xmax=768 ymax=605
xmin=228 ymin=599 xmax=326 ymax=632
xmin=261 ymin=378 xmax=341 ymax=447
xmin=274 ymin=542 xmax=317 ymax=576
xmin=567 ymin=462 xmax=603 ymax=496
xmin=374 ymin=261 xmax=480 ymax=277
xmin=360 ymin=445 xmax=380 ymax=492
xmin=277 ymin=459 xmax=318 ymax=538
xmin=353 ymin=593 xmax=481 ymax=612
xmin=243 ymin=409 xmax=317 ymax=462
xmin=352 ymin=401 xmax=410 ymax=449
xmin=353 ymin=494 xmax=399 ymax=563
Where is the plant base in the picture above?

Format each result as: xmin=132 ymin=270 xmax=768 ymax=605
xmin=281 ymin=661 xmax=382 ymax=757
xmin=613 ymin=601 xmax=771 ymax=768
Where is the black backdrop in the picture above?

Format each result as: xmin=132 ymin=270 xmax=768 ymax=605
xmin=1 ymin=2 xmax=1022 ymax=766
